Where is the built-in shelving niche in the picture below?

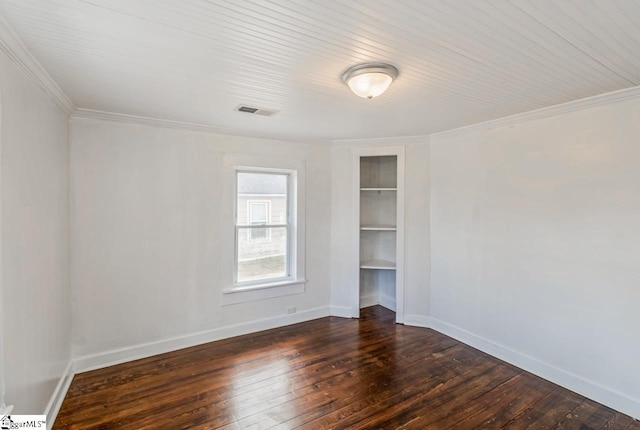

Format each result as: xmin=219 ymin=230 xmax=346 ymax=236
xmin=359 ymin=155 xmax=398 ymax=314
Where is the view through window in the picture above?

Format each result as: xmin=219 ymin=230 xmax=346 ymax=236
xmin=236 ymin=171 xmax=289 ymax=283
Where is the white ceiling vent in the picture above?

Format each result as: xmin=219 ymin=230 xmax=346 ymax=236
xmin=235 ymin=105 xmax=279 ymax=117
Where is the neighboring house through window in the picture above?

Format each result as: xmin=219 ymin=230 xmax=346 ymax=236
xmin=236 ymin=170 xmax=289 ymax=284
xmin=248 ymin=201 xmax=270 ymax=241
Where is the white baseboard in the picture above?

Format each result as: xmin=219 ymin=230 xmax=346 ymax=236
xmin=403 ymin=314 xmax=431 ymax=328
xmin=74 ymin=306 xmax=331 ymax=373
xmin=429 ymin=317 xmax=640 ymax=420
xmin=359 ymin=293 xmax=396 ymax=312
xmin=329 ymin=305 xmax=354 ymax=318
xmin=379 ymin=292 xmax=396 ymax=312
xmin=43 ymin=360 xmax=74 ymax=430
xmin=359 ymin=293 xmax=378 ymax=309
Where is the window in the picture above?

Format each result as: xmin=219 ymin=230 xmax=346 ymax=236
xmin=221 ymin=153 xmax=305 ymax=304
xmin=248 ymin=201 xmax=270 ymax=241
xmin=235 ymin=170 xmax=291 ymax=284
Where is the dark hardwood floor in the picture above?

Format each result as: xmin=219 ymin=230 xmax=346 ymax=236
xmin=54 ymin=306 xmax=639 ymax=429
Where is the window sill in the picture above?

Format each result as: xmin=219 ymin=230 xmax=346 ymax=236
xmin=221 ymin=279 xmax=306 ymax=305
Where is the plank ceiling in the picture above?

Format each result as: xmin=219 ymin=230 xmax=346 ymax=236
xmin=2 ymin=0 xmax=640 ymax=141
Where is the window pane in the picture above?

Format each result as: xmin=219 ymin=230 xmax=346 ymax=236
xmin=237 ymin=227 xmax=287 ymax=282
xmin=250 ymin=225 xmax=268 ymax=240
xmin=237 ymin=172 xmax=287 ymax=225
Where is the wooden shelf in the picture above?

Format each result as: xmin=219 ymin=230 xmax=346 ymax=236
xmin=360 ymin=187 xmax=397 ymax=191
xmin=360 ymin=259 xmax=396 ymax=270
xmin=360 ymin=224 xmax=397 ymax=231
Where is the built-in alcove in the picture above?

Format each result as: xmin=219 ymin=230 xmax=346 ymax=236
xmin=356 ymin=152 xmax=404 ymax=321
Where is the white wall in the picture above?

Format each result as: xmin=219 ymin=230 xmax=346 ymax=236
xmin=430 ymin=97 xmax=640 ymax=418
xmin=329 ymin=140 xmax=431 ymax=322
xmin=70 ymin=118 xmax=331 ymax=357
xmin=329 ymin=145 xmax=355 ymax=316
xmin=403 ymin=142 xmax=431 ymax=322
xmin=0 ymin=49 xmax=70 ymax=414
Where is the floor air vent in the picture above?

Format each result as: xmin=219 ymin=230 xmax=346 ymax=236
xmin=235 ymin=105 xmax=279 ymax=116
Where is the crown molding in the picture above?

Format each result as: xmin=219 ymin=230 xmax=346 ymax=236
xmin=332 ymin=134 xmax=430 ymax=146
xmin=0 ymin=16 xmax=75 ymax=114
xmin=72 ymin=108 xmax=231 ymax=133
xmin=431 ymin=85 xmax=640 ymax=141
xmin=333 ymin=86 xmax=640 ymax=145
xmin=72 ymin=108 xmax=329 ymax=146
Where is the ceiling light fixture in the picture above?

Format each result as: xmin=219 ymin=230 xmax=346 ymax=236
xmin=341 ymin=62 xmax=399 ymax=99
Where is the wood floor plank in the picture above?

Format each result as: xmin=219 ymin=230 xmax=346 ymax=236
xmin=276 ymin=343 xmax=479 ymax=429
xmin=600 ymin=413 xmax=636 ymax=429
xmin=434 ymin=372 xmax=553 ymax=429
xmin=502 ymin=385 xmax=584 ymax=429
xmin=53 ymin=306 xmax=638 ymax=430
xmin=168 ymin=325 xmax=447 ymax=429
xmin=553 ymin=399 xmax=626 ymax=430
xmin=253 ymin=344 xmax=470 ymax=429
xmin=220 ymin=335 xmax=460 ymax=428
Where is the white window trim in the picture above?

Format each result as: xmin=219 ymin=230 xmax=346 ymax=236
xmin=221 ymin=153 xmax=306 ymax=305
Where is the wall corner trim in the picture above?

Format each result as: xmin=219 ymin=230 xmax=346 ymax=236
xmin=43 ymin=360 xmax=74 ymax=429
xmin=429 ymin=317 xmax=640 ymax=420
xmin=0 ymin=17 xmax=75 ymax=114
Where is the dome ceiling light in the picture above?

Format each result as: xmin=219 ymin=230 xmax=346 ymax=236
xmin=341 ymin=62 xmax=399 ymax=99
